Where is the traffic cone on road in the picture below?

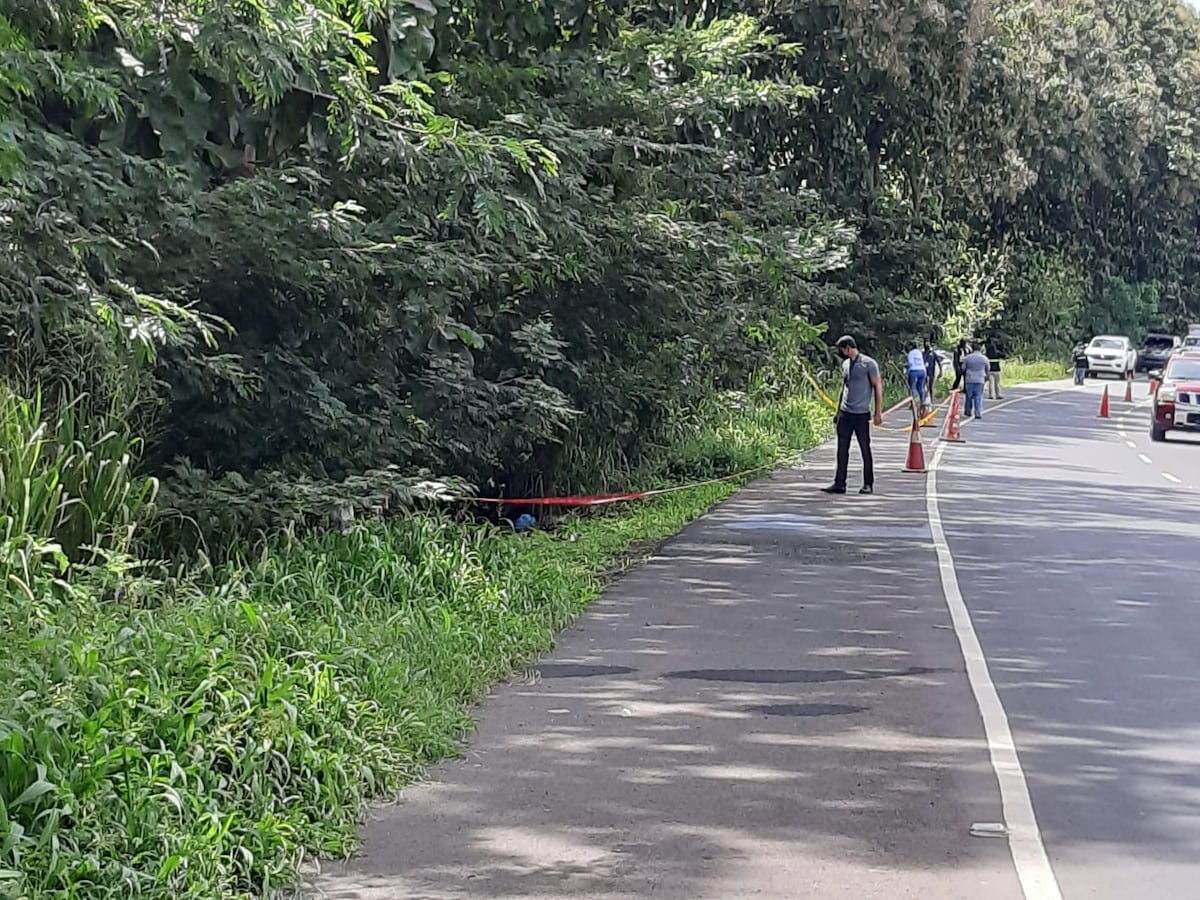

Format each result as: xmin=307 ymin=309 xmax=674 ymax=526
xmin=904 ymin=409 xmax=927 ymax=473
xmin=1124 ymin=378 xmax=1133 ymax=403
xmin=1150 ymin=378 xmax=1159 ymax=396
xmin=942 ymin=390 xmax=965 ymax=443
xmin=1098 ymin=385 xmax=1110 ymax=418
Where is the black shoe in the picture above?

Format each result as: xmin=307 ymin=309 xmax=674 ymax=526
xmin=859 ymin=485 xmax=874 ymax=494
xmin=821 ymin=485 xmax=846 ymax=494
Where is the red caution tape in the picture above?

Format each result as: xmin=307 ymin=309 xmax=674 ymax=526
xmin=464 ymin=462 xmax=780 ymax=508
xmin=471 ymin=491 xmax=647 ymax=508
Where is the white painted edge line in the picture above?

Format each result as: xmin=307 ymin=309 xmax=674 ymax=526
xmin=1163 ymin=472 xmax=1182 ymax=484
xmin=957 ymin=385 xmax=1079 ymax=425
xmin=1138 ymin=454 xmax=1153 ymax=464
xmin=928 ymin=441 xmax=1063 ymax=900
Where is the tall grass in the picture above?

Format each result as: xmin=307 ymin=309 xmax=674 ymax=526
xmin=0 ymin=499 xmax=736 ymax=898
xmin=0 ymin=375 xmax=831 ymax=898
xmin=0 ymin=385 xmax=157 ymax=560
xmin=1001 ymin=357 xmax=1069 ymax=384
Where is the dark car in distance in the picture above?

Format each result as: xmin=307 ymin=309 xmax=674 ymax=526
xmin=1138 ymin=333 xmax=1182 ymax=372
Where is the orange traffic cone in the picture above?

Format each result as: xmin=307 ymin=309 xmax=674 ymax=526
xmin=904 ymin=409 xmax=927 ymax=473
xmin=942 ymin=390 xmax=965 ymax=443
xmin=1124 ymin=378 xmax=1133 ymax=403
xmin=1098 ymin=385 xmax=1110 ymax=418
xmin=1150 ymin=378 xmax=1159 ymax=396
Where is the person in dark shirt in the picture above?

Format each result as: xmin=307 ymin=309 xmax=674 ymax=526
xmin=923 ymin=341 xmax=942 ymax=404
xmin=1072 ymin=340 xmax=1089 ymax=385
xmin=951 ymin=339 xmax=969 ymax=391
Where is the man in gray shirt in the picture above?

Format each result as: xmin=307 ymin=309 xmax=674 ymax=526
xmin=822 ymin=335 xmax=884 ymax=495
xmin=962 ymin=342 xmax=989 ymax=419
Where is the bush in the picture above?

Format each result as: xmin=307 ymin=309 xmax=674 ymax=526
xmin=0 ymin=387 xmax=830 ymax=898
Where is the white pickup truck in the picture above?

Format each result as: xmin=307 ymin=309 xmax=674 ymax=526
xmin=1183 ymin=324 xmax=1200 ymax=352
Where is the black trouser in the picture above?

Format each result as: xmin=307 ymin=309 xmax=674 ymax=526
xmin=833 ymin=411 xmax=873 ymax=489
xmin=951 ymin=365 xmax=964 ymax=391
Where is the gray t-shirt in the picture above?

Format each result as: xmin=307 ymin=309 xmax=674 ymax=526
xmin=840 ymin=353 xmax=880 ymax=414
xmin=963 ymin=350 xmax=990 ymax=385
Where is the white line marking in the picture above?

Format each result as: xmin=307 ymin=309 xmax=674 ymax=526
xmin=1125 ymin=440 xmax=1137 ymax=448
xmin=1139 ymin=454 xmax=1153 ymax=464
xmin=957 ymin=385 xmax=1081 ymax=428
xmin=928 ymin=444 xmax=1062 ymax=900
xmin=1119 ymin=430 xmax=1127 ymax=437
xmin=1163 ymin=473 xmax=1182 ymax=484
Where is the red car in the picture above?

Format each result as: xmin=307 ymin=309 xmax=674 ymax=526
xmin=1151 ymin=352 xmax=1200 ymax=441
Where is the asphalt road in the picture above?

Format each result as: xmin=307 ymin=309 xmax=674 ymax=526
xmin=937 ymin=375 xmax=1200 ymax=899
xmin=305 ymin=376 xmax=1200 ymax=900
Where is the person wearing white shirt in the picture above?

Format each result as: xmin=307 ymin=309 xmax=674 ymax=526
xmin=905 ymin=341 xmax=927 ymax=412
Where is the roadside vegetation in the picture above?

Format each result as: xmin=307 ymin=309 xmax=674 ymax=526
xmin=3 ymin=0 xmax=1199 ymax=895
xmin=1 ymin=379 xmax=825 ymax=899
xmin=1001 ymin=360 xmax=1072 ymax=386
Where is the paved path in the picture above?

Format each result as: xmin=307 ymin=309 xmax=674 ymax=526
xmin=938 ymin=377 xmax=1200 ymax=899
xmin=307 ymin=377 xmax=1200 ymax=899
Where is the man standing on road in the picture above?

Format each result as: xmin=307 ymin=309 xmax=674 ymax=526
xmin=985 ymin=337 xmax=1005 ymax=399
xmin=963 ymin=342 xmax=990 ymax=419
xmin=823 ymin=335 xmax=884 ymax=496
xmin=1072 ymin=340 xmax=1089 ymax=385
xmin=923 ymin=340 xmax=942 ymax=405
xmin=906 ymin=341 xmax=927 ymax=413
xmin=951 ymin=339 xmax=969 ymax=392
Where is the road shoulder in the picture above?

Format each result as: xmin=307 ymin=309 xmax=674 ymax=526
xmin=306 ymin=425 xmax=1021 ymax=900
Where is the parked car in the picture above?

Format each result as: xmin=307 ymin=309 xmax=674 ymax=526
xmin=1137 ymin=333 xmax=1182 ymax=372
xmin=1149 ymin=353 xmax=1200 ymax=441
xmin=1084 ymin=335 xmax=1137 ymax=378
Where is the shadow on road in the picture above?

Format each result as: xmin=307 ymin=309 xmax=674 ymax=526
xmin=304 ymin=432 xmax=1017 ymax=899
xmin=937 ymin=393 xmax=1200 ymax=866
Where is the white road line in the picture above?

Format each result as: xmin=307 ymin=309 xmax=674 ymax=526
xmin=1163 ymin=473 xmax=1182 ymax=484
xmin=1139 ymin=453 xmax=1153 ymax=464
xmin=1125 ymin=440 xmax=1137 ymax=448
xmin=957 ymin=386 xmax=1081 ymax=426
xmin=928 ymin=443 xmax=1063 ymax=900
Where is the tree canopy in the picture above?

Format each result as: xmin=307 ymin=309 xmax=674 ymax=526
xmin=9 ymin=1 xmax=1200 ymax=895
xmin=4 ymin=0 xmax=1200 ymax=531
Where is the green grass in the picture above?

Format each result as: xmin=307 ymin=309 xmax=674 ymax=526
xmin=1000 ymin=357 xmax=1069 ymax=385
xmin=654 ymin=394 xmax=831 ymax=484
xmin=933 ymin=357 xmax=1066 ymax=395
xmin=0 ymin=387 xmax=831 ymax=898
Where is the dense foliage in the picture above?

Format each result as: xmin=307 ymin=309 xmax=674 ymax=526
xmin=4 ymin=0 xmax=1200 ymax=894
xmin=7 ymin=0 xmax=1200 ymax=521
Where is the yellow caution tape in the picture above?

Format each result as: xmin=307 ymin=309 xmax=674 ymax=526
xmin=803 ymin=368 xmax=946 ymax=430
xmin=802 ymin=369 xmax=840 ymax=410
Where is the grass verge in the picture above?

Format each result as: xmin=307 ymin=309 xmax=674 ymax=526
xmin=932 ymin=357 xmax=1066 ymax=396
xmin=1001 ymin=358 xmax=1070 ymax=385
xmin=1 ymin=390 xmax=831 ymax=899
